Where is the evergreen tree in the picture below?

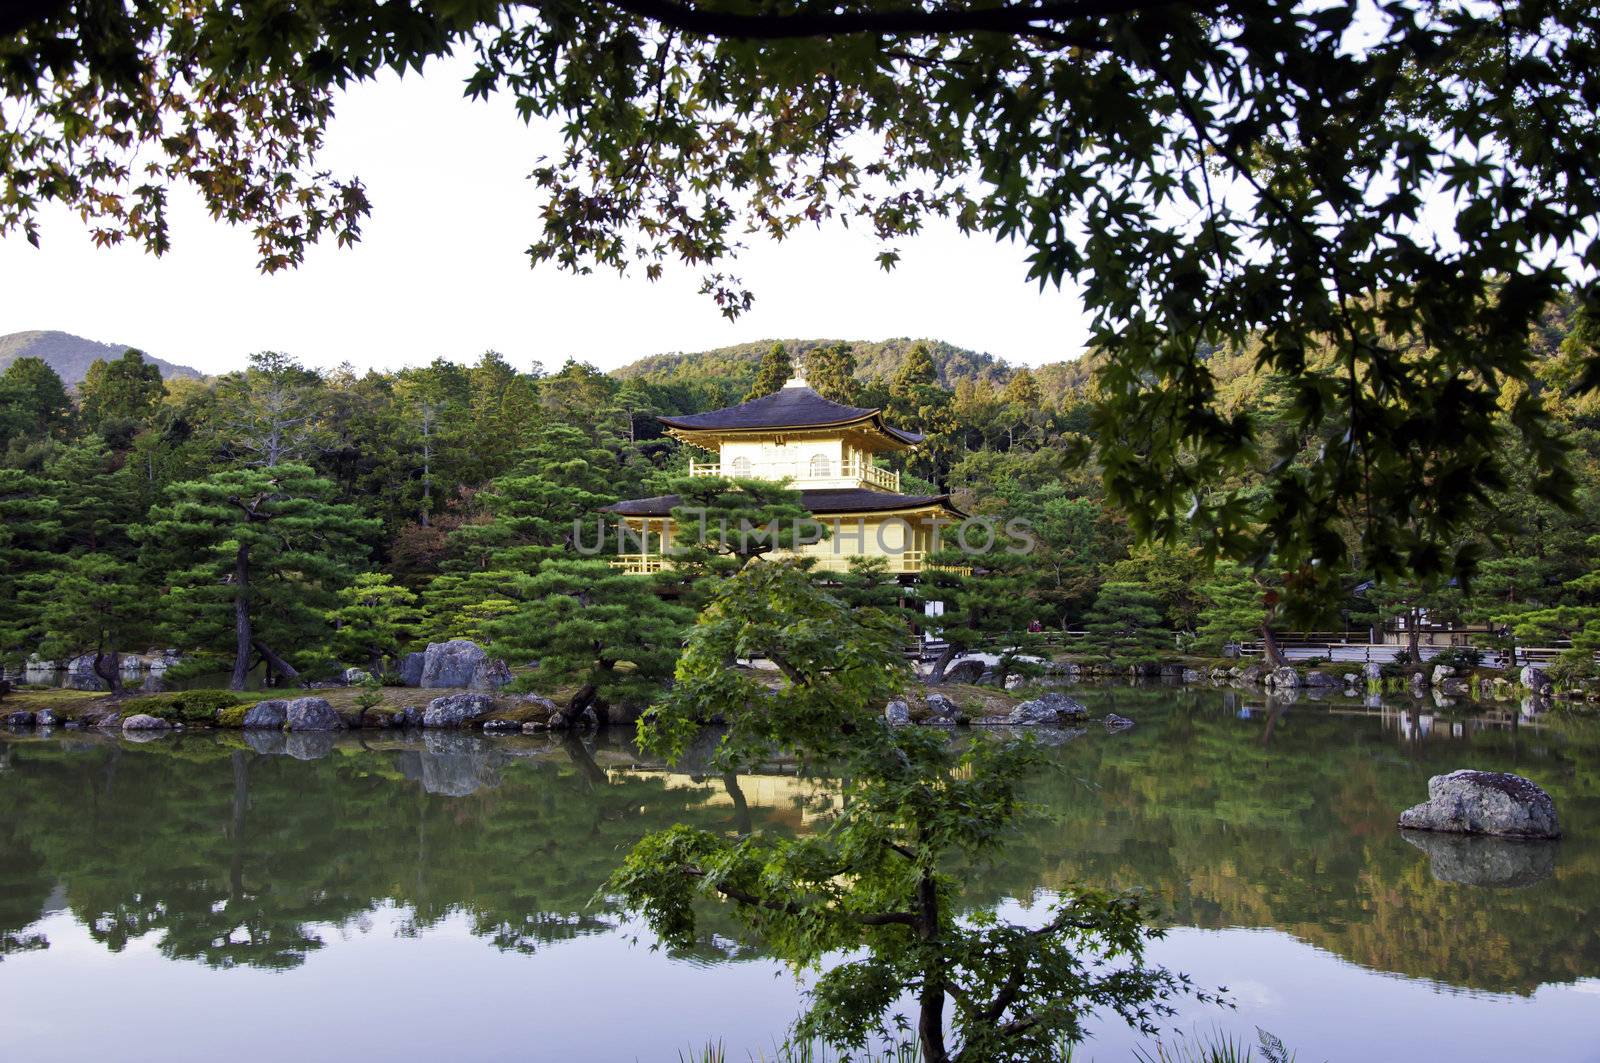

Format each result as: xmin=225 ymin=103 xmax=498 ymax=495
xmin=1193 ymin=562 xmax=1270 ymax=656
xmin=0 ymin=357 xmax=72 ymax=447
xmin=488 ymin=558 xmax=692 ymax=722
xmin=887 ymin=342 xmax=957 ymax=484
xmin=0 ymin=469 xmax=61 ymax=668
xmin=326 ymin=572 xmax=421 ymax=674
xmin=79 ymin=349 xmax=166 ymax=439
xmin=1081 ymin=581 xmax=1170 ymax=667
xmin=922 ymin=549 xmax=1044 ymax=683
xmin=44 ymin=438 xmax=143 ymax=557
xmin=394 ymin=358 xmax=471 ymax=527
xmin=20 ymin=554 xmax=153 ymax=692
xmin=664 ymin=475 xmax=822 ymax=588
xmin=215 ymin=351 xmax=326 ymax=467
xmin=805 ymin=342 xmax=859 ymax=404
xmin=744 ymin=341 xmax=793 ymax=400
xmin=141 ymin=464 xmax=377 ymax=689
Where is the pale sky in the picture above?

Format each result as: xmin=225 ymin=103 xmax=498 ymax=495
xmin=0 ymin=57 xmax=1089 ymax=378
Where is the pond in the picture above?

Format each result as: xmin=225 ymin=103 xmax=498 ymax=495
xmin=1 ymin=686 xmax=1597 ymax=1061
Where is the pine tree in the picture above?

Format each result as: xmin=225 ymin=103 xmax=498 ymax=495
xmin=1081 ymin=581 xmax=1170 ymax=667
xmin=487 ymin=558 xmax=693 ymax=723
xmin=20 ymin=553 xmax=153 ymax=692
xmin=0 ymin=469 xmax=61 ymax=668
xmin=326 ymin=573 xmax=421 ymax=675
xmin=744 ymin=341 xmax=793 ymax=400
xmin=141 ymin=464 xmax=377 ymax=689
xmin=922 ymin=549 xmax=1044 ymax=683
xmin=805 ymin=342 xmax=859 ymax=404
xmin=1193 ymin=562 xmax=1270 ymax=655
xmin=664 ymin=475 xmax=822 ymax=594
xmin=79 ymin=349 xmax=166 ymax=438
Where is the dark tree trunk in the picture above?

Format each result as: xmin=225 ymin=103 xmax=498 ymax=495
xmin=93 ymin=649 xmax=121 ymax=695
xmin=229 ymin=751 xmax=249 ymax=899
xmin=915 ymin=870 xmax=950 ymax=1063
xmin=562 ymin=734 xmax=609 ymax=787
xmin=252 ymin=640 xmax=301 ymax=684
xmin=1260 ymin=623 xmax=1284 ymax=668
xmin=231 ymin=543 xmax=252 ymax=691
xmin=1406 ymin=607 xmax=1421 ymax=660
xmin=926 ymin=642 xmax=958 ymax=684
xmin=721 ymin=773 xmax=752 ymax=834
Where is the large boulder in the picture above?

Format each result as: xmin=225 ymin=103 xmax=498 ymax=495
xmin=1398 ymin=770 xmax=1560 ymax=839
xmin=341 ymin=668 xmax=373 ymax=686
xmin=1303 ymin=670 xmax=1339 ymax=688
xmin=1520 ymin=664 xmax=1551 ymax=693
xmin=423 ymin=692 xmax=498 ymax=728
xmin=923 ymin=693 xmax=960 ymax=723
xmin=1266 ymin=666 xmax=1300 ymax=690
xmin=419 ymin=640 xmax=512 ymax=691
xmin=1236 ymin=665 xmax=1265 ymax=686
xmin=285 ymin=697 xmax=342 ymax=731
xmin=241 ymin=699 xmax=289 ymax=729
xmin=397 ymin=652 xmax=426 ymax=687
xmin=4 ymin=710 xmax=36 ymax=727
xmin=884 ymin=699 xmax=911 ymax=726
xmin=1364 ymin=661 xmax=1383 ymax=680
xmin=121 ymin=713 xmax=170 ymax=731
xmin=34 ymin=708 xmax=58 ymax=728
xmin=1431 ymin=664 xmax=1455 ymax=686
xmin=943 ymin=659 xmax=986 ymax=684
xmin=989 ymin=692 xmax=1087 ymax=726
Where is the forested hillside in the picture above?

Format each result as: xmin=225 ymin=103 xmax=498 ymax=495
xmin=0 ymin=331 xmax=200 ymax=385
xmin=1 ymin=323 xmax=1597 ymax=694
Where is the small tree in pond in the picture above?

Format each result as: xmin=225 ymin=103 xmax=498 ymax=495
xmin=1081 ymin=581 xmax=1170 ymax=668
xmin=20 ymin=554 xmax=153 ymax=692
xmin=326 ymin=573 xmax=421 ymax=675
xmin=610 ymin=562 xmax=1204 ymax=1062
xmin=488 ymin=558 xmax=692 ymax=723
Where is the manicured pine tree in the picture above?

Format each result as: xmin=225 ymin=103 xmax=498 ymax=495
xmin=487 ymin=558 xmax=693 ymax=723
xmin=326 ymin=573 xmax=421 ymax=675
xmin=20 ymin=553 xmax=153 ymax=692
xmin=44 ymin=438 xmax=143 ymax=556
xmin=663 ymin=474 xmax=822 ymax=593
xmin=744 ymin=340 xmax=793 ymax=400
xmin=921 ymin=547 xmax=1045 ymax=684
xmin=1081 ymin=580 xmax=1171 ymax=667
xmin=447 ymin=423 xmax=619 ymax=572
xmin=0 ymin=468 xmax=61 ymax=669
xmin=1193 ymin=561 xmax=1272 ymax=657
xmin=141 ymin=463 xmax=377 ymax=690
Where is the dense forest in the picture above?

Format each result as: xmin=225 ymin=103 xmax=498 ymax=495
xmin=1 ymin=320 xmax=1597 ymax=699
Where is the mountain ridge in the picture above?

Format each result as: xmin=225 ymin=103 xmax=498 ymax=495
xmin=0 ymin=330 xmax=202 ymax=385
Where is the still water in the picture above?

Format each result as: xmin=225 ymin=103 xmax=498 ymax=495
xmin=1 ymin=686 xmax=1597 ymax=1061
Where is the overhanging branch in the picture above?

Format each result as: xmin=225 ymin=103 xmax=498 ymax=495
xmin=593 ymin=0 xmax=1192 ymax=40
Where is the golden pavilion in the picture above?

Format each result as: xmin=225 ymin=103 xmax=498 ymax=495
xmin=606 ymin=376 xmax=964 ymax=574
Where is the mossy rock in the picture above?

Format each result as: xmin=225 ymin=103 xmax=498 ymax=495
xmin=216 ymin=705 xmax=250 ymax=727
xmin=120 ymin=689 xmax=242 ymax=723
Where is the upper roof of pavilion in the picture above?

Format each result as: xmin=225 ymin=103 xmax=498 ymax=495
xmin=658 ymin=376 xmax=923 ymax=449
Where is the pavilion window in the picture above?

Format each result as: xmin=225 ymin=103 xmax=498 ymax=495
xmin=731 ymin=456 xmax=752 ymax=476
xmin=809 ymin=454 xmax=833 ymax=478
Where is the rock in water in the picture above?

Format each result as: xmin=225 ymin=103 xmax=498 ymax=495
xmin=1364 ymin=662 xmax=1383 ymax=680
xmin=397 ymin=652 xmax=426 ymax=687
xmin=4 ymin=710 xmax=36 ymax=727
xmin=1520 ymin=664 xmax=1551 ymax=693
xmin=242 ymin=699 xmax=289 ymax=729
xmin=121 ymin=713 xmax=170 ymax=731
xmin=34 ymin=708 xmax=57 ymax=727
xmin=1400 ymin=830 xmax=1557 ymax=888
xmin=1267 ymin=666 xmax=1300 ymax=689
xmin=884 ymin=699 xmax=911 ymax=725
xmin=419 ymin=640 xmax=512 ymax=690
xmin=1104 ymin=713 xmax=1135 ymax=733
xmin=423 ymin=692 xmax=498 ymax=728
xmin=923 ymin=693 xmax=960 ymax=723
xmin=1303 ymin=670 xmax=1340 ymax=688
xmin=1398 ymin=769 xmax=1560 ymax=839
xmin=996 ymin=692 xmax=1088 ymax=726
xmin=286 ymin=697 xmax=342 ymax=731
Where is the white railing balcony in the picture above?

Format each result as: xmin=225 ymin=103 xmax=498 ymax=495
xmin=688 ymin=459 xmax=900 ymax=493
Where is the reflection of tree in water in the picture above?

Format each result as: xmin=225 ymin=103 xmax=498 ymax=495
xmin=1 ymin=695 xmax=1597 ymax=991
xmin=963 ymin=686 xmax=1600 ymax=995
xmin=0 ymin=732 xmax=783 ymax=970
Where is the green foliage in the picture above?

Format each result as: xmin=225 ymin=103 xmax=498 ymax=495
xmin=1082 ymin=582 xmax=1171 ymax=667
xmin=1194 ymin=563 xmax=1271 ymax=654
xmin=78 ymin=349 xmax=165 ymax=438
xmin=121 ymin=689 xmax=242 ymax=723
xmin=746 ymin=341 xmax=794 ymax=401
xmin=0 ymin=467 xmax=60 ymax=667
xmin=19 ymin=553 xmax=153 ymax=692
xmin=0 ymin=357 xmax=72 ymax=447
xmin=615 ymin=562 xmax=1200 ymax=1062
xmin=139 ymin=463 xmax=377 ymax=689
xmin=326 ymin=572 xmax=420 ymax=673
xmin=805 ymin=343 xmax=860 ymax=405
xmin=487 ymin=558 xmax=693 ymax=719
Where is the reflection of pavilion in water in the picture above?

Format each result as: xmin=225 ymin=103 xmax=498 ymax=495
xmin=611 ymin=768 xmax=839 ymax=829
xmin=1223 ymin=689 xmax=1553 ymax=745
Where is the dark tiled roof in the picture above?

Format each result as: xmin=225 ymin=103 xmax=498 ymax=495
xmin=657 ymin=385 xmax=924 ymax=444
xmin=604 ymin=488 xmax=963 ymax=518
